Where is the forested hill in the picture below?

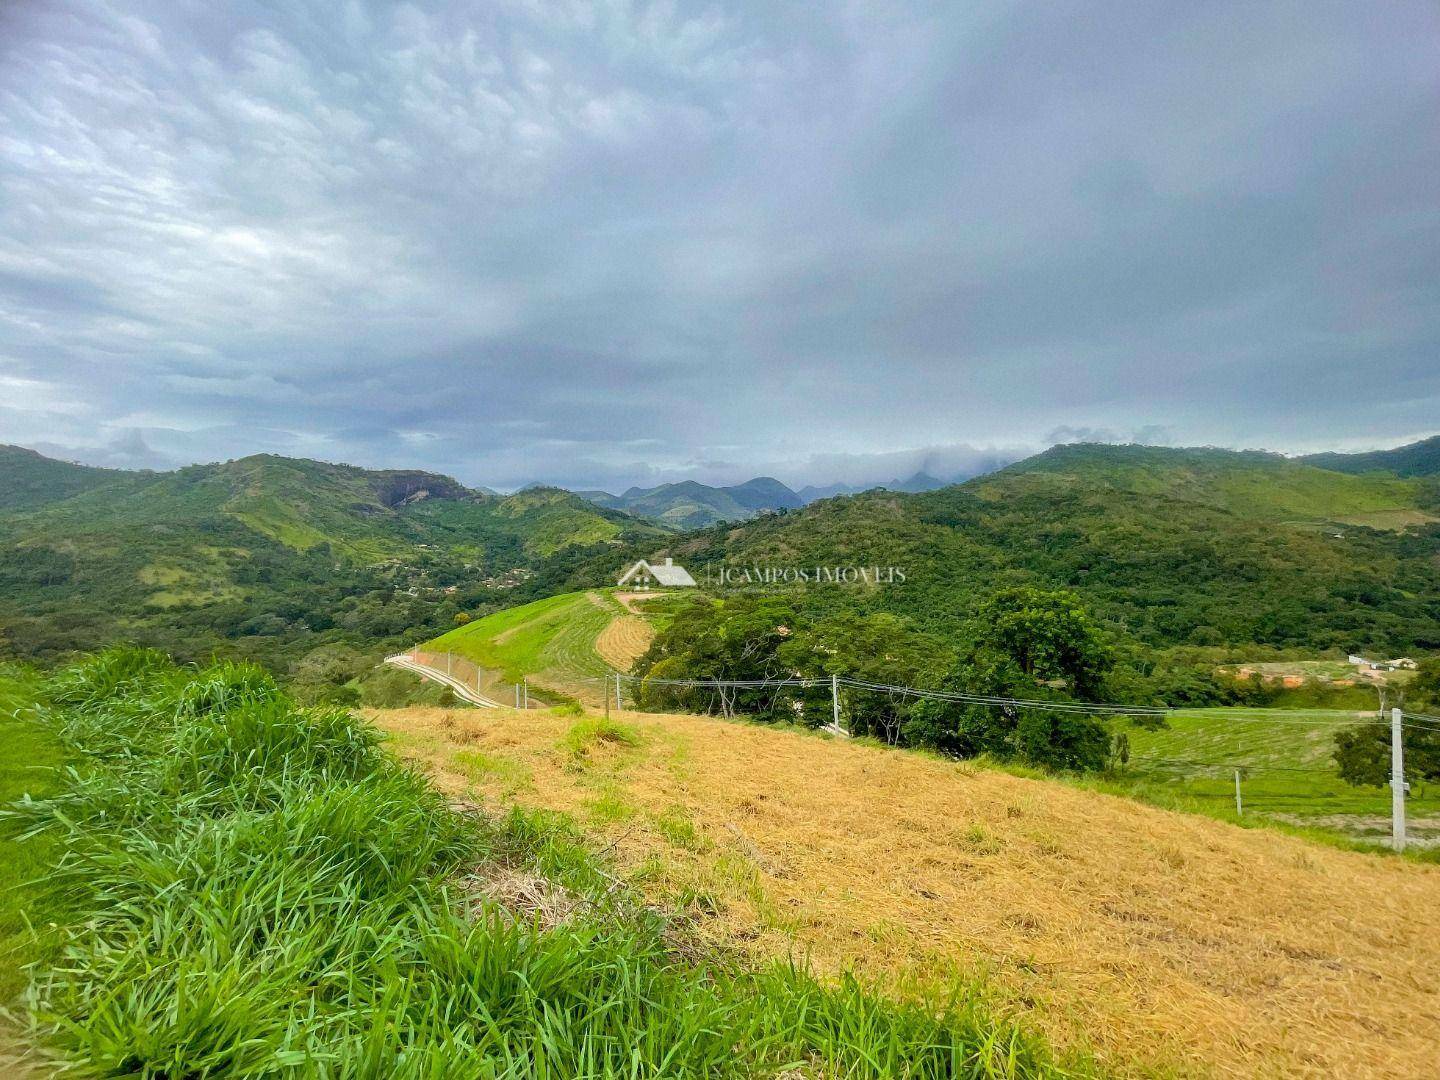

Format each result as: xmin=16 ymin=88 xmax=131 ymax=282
xmin=0 ymin=449 xmax=666 ymax=665
xmin=657 ymin=443 xmax=1440 ymax=654
xmin=0 ymin=444 xmax=135 ymax=511
xmin=1299 ymin=434 xmax=1440 ymax=478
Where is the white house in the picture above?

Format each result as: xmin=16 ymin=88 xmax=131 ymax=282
xmin=617 ymin=557 xmax=696 ymax=589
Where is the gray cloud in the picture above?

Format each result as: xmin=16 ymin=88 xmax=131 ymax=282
xmin=1 ymin=1 xmax=1437 ymax=490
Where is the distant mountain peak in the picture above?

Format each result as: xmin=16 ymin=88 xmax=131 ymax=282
xmin=574 ymin=475 xmax=801 ymax=529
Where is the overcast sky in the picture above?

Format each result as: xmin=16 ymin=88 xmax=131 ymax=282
xmin=1 ymin=2 xmax=1437 ymax=491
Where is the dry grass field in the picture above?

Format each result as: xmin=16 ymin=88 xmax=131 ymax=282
xmin=371 ymin=703 xmax=1440 ymax=1079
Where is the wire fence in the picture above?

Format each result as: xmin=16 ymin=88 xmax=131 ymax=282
xmin=392 ymin=653 xmax=1434 ymax=850
xmin=391 ymin=650 xmax=545 ymax=709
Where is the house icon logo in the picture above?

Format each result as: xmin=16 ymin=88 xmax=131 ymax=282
xmin=617 ymin=557 xmax=697 ymax=589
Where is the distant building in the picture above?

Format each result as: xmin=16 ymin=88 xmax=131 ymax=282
xmin=1348 ymin=654 xmax=1372 ymax=668
xmin=617 ymin=557 xmax=697 ymax=589
xmin=1389 ymin=658 xmax=1418 ymax=670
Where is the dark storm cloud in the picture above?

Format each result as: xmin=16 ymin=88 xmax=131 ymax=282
xmin=1 ymin=1 xmax=1436 ymax=490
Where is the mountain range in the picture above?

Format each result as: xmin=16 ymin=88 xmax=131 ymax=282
xmin=1 ymin=435 xmax=1438 ymax=669
xmin=641 ymin=441 xmax=1440 ymax=655
xmin=576 ymin=476 xmax=803 ymax=529
xmin=577 ymin=470 xmax=961 ymax=527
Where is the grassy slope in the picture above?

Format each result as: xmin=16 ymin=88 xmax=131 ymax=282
xmin=425 ymin=589 xmax=1433 ymax=848
xmin=0 ymin=669 xmax=69 ymax=1004
xmin=377 ymin=700 xmax=1440 ymax=1077
xmin=426 ymin=590 xmax=622 ymax=684
xmin=1114 ymin=708 xmax=1440 ymax=843
xmin=10 ymin=652 xmax=1068 ymax=1078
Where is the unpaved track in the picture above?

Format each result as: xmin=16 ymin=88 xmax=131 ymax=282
xmin=373 ymin=704 xmax=1440 ymax=1079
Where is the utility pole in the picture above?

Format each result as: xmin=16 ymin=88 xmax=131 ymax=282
xmin=831 ymin=673 xmax=841 ymax=732
xmin=522 ymin=678 xmax=528 ymax=710
xmin=614 ymin=673 xmax=623 ymax=713
xmin=1391 ymin=705 xmax=1407 ymax=852
xmin=1234 ymin=769 xmax=1243 ymax=816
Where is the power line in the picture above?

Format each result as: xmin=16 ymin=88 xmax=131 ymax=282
xmin=837 ymin=676 xmax=1168 ymax=716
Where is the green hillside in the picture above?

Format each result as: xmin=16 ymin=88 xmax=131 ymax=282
xmin=1301 ymin=434 xmax=1440 ymax=478
xmin=644 ymin=444 xmax=1440 ymax=654
xmin=425 ymin=589 xmax=618 ymax=684
xmin=0 ymin=444 xmax=133 ymax=511
xmin=0 ymin=450 xmax=665 ymax=669
xmin=995 ymin=443 xmax=1437 ymax=525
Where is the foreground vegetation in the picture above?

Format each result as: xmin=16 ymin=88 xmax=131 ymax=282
xmin=0 ymin=666 xmax=71 ymax=1006
xmin=3 ymin=649 xmax=1074 ymax=1077
xmin=374 ymin=699 xmax=1440 ymax=1077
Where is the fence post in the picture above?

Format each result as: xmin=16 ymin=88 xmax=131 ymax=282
xmin=446 ymin=652 xmax=452 ymax=676
xmin=514 ymin=683 xmax=520 ymax=709
xmin=1391 ymin=706 xmax=1407 ymax=852
xmin=1233 ymin=769 xmax=1242 ymax=816
xmin=522 ymin=678 xmax=528 ymax=710
xmin=615 ymin=674 xmax=623 ymax=713
xmin=831 ymin=673 xmax=841 ymax=732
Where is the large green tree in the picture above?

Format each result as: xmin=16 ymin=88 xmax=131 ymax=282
xmin=633 ymin=594 xmax=801 ymax=718
xmin=778 ymin=612 xmax=952 ymax=741
xmin=904 ymin=588 xmax=1116 ymax=771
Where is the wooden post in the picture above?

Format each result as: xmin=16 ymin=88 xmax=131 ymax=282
xmin=1234 ymin=769 xmax=1242 ymax=816
xmin=514 ymin=683 xmax=520 ymax=709
xmin=1392 ymin=706 xmax=1407 ymax=852
xmin=522 ymin=678 xmax=528 ymax=710
xmin=831 ymin=673 xmax=841 ymax=732
xmin=614 ymin=673 xmax=622 ymax=713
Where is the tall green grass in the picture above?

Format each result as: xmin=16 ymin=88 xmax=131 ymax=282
xmin=6 ymin=648 xmax=1081 ymax=1078
xmin=0 ymin=663 xmax=73 ymax=1005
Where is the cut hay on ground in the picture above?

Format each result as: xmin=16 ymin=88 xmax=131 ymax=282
xmin=372 ymin=705 xmax=1440 ymax=1079
xmin=594 ymin=614 xmax=654 ymax=670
